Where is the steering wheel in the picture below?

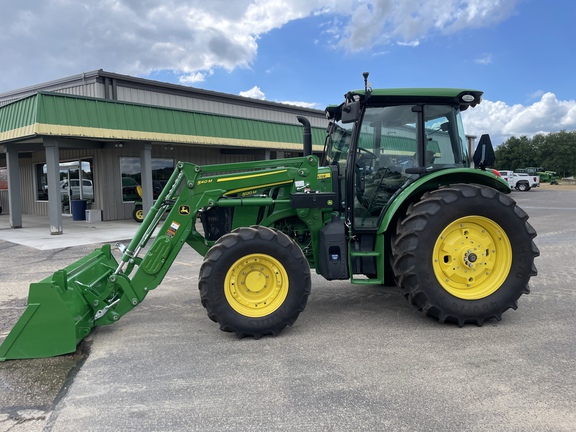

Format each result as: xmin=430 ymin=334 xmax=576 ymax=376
xmin=355 ymin=147 xmax=378 ymax=201
xmin=357 ymin=147 xmax=377 ymax=160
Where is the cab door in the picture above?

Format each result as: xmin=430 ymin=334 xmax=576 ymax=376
xmin=351 ymin=105 xmax=419 ymax=230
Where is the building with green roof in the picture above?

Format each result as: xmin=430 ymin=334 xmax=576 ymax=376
xmin=0 ymin=70 xmax=326 ymax=233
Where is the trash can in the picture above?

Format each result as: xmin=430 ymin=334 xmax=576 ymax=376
xmin=71 ymin=199 xmax=87 ymax=221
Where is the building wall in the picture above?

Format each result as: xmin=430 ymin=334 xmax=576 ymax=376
xmin=115 ymin=86 xmax=326 ymax=128
xmin=0 ymin=190 xmax=8 ymax=214
xmin=0 ymin=77 xmax=103 ymax=107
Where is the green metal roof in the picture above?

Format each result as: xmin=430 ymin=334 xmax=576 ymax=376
xmin=0 ymin=92 xmax=326 ymax=150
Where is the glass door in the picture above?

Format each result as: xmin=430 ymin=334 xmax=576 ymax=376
xmin=60 ymin=167 xmax=71 ymax=215
xmin=59 ymin=162 xmax=81 ymax=215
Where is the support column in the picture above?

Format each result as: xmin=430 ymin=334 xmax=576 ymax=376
xmin=5 ymin=145 xmax=22 ymax=228
xmin=44 ymin=138 xmax=63 ymax=235
xmin=140 ymin=143 xmax=153 ymax=215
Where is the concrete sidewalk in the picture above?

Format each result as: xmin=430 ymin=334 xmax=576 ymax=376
xmin=0 ymin=214 xmax=143 ymax=250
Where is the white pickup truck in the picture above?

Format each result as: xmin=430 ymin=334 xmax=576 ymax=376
xmin=498 ymin=170 xmax=540 ymax=191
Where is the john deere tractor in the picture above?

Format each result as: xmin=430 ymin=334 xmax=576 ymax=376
xmin=0 ymin=74 xmax=539 ymax=360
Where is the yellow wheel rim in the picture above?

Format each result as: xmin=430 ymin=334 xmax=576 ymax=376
xmin=224 ymin=253 xmax=289 ymax=317
xmin=135 ymin=209 xmax=144 ymax=221
xmin=433 ymin=216 xmax=512 ymax=300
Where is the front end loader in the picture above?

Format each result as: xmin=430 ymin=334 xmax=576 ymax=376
xmin=0 ymin=74 xmax=539 ymax=360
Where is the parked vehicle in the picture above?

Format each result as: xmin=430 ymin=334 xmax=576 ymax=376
xmin=121 ymin=177 xmax=141 ymax=201
xmin=498 ymin=170 xmax=540 ymax=191
xmin=132 ymin=180 xmax=166 ymax=222
xmin=60 ymin=179 xmax=94 ymax=200
xmin=536 ymin=171 xmax=558 ymax=183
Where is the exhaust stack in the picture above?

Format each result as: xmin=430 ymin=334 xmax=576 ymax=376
xmin=297 ymin=116 xmax=312 ymax=156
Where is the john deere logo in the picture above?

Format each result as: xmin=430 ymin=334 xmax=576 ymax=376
xmin=179 ymin=205 xmax=191 ymax=215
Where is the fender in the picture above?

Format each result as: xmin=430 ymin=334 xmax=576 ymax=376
xmin=378 ymin=168 xmax=511 ymax=234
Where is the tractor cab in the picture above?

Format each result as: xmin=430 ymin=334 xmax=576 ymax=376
xmin=324 ymin=85 xmax=484 ymax=231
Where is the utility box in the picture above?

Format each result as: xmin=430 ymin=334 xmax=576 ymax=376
xmin=85 ymin=209 xmax=102 ymax=223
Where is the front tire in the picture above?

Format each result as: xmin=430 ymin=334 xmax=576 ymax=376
xmin=392 ymin=184 xmax=539 ymax=326
xmin=132 ymin=205 xmax=143 ymax=222
xmin=199 ymin=226 xmax=311 ymax=338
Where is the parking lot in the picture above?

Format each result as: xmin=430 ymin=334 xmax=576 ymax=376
xmin=1 ymin=186 xmax=575 ymax=432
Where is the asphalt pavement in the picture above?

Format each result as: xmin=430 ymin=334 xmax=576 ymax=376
xmin=1 ymin=187 xmax=575 ymax=431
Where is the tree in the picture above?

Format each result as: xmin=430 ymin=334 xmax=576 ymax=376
xmin=494 ymin=136 xmax=538 ymax=170
xmin=536 ymin=130 xmax=576 ymax=177
xmin=492 ymin=131 xmax=576 ymax=177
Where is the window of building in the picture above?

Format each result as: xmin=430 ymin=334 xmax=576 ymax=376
xmin=0 ymin=168 xmax=7 ymax=190
xmin=120 ymin=157 xmax=174 ymax=202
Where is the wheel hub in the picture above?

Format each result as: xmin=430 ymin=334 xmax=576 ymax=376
xmin=433 ymin=216 xmax=512 ymax=300
xmin=463 ymin=251 xmax=478 ymax=267
xmin=224 ymin=254 xmax=289 ymax=317
xmin=245 ymin=270 xmax=267 ymax=292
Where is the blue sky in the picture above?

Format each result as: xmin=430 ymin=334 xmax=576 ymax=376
xmin=1 ymin=0 xmax=574 ymax=144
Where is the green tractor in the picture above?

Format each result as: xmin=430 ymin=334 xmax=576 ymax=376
xmin=132 ymin=180 xmax=166 ymax=222
xmin=537 ymin=171 xmax=559 ymax=184
xmin=0 ymin=74 xmax=539 ymax=360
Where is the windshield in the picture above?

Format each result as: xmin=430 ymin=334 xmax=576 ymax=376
xmin=424 ymin=105 xmax=469 ymax=167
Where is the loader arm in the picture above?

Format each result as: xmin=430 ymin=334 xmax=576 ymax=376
xmin=98 ymin=155 xmax=327 ymax=325
xmin=0 ymin=157 xmax=326 ymax=360
xmin=119 ymin=157 xmax=321 ymax=289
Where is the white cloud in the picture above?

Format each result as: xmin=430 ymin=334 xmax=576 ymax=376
xmin=334 ymin=0 xmax=519 ymax=51
xmin=397 ymin=40 xmax=420 ymax=47
xmin=0 ymin=0 xmax=337 ymax=91
xmin=0 ymin=0 xmax=520 ymax=92
xmin=239 ymin=86 xmax=266 ymax=100
xmin=277 ymin=100 xmax=320 ymax=109
xmin=462 ymin=93 xmax=576 ymax=145
xmin=528 ymin=90 xmax=545 ymax=101
xmin=239 ymin=86 xmax=319 ymax=108
xmin=179 ymin=71 xmax=212 ymax=84
xmin=474 ymin=53 xmax=493 ymax=65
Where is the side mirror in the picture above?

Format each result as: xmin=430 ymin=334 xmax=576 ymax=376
xmin=341 ymin=101 xmax=361 ymax=123
xmin=473 ymin=134 xmax=495 ymax=170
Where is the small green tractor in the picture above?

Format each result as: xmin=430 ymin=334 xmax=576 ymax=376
xmin=0 ymin=74 xmax=539 ymax=360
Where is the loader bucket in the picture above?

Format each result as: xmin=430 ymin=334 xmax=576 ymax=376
xmin=0 ymin=244 xmax=119 ymax=361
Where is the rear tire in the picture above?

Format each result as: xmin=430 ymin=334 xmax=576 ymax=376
xmin=516 ymin=182 xmax=530 ymax=191
xmin=392 ymin=184 xmax=539 ymax=326
xmin=199 ymin=226 xmax=311 ymax=338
